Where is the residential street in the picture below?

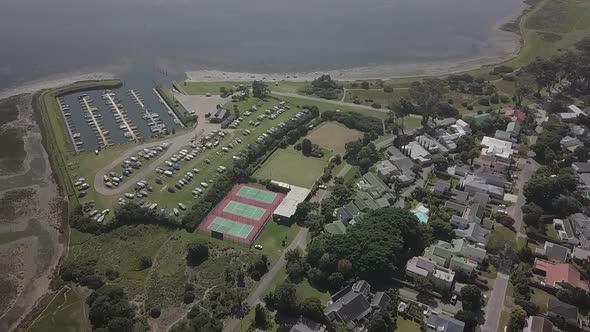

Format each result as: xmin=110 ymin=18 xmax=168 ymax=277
xmin=481 ymin=273 xmax=509 ymax=332
xmin=223 ymin=227 xmax=309 ymax=332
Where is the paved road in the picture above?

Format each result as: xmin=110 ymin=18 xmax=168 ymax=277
xmin=481 ymin=273 xmax=509 ymax=332
xmin=223 ymin=227 xmax=309 ymax=332
xmin=272 ymin=91 xmax=389 ymax=113
xmin=508 ymin=156 xmax=540 ymax=237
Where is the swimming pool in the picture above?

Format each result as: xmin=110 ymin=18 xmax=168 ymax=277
xmin=412 ymin=204 xmax=430 ymax=223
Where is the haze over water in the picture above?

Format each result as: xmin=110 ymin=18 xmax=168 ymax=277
xmin=0 ymin=0 xmax=523 ymax=90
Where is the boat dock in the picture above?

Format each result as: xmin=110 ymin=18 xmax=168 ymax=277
xmin=127 ymin=89 xmax=167 ymax=134
xmin=152 ymin=88 xmax=185 ymax=128
xmin=79 ymin=95 xmax=112 ymax=149
xmin=102 ymin=91 xmax=140 ymax=141
xmin=56 ymin=96 xmax=83 ymax=152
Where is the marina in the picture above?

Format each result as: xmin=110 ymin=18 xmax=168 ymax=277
xmin=102 ymin=91 xmax=140 ymax=141
xmin=127 ymin=89 xmax=167 ymax=134
xmin=79 ymin=95 xmax=112 ymax=149
xmin=153 ymin=88 xmax=185 ymax=128
xmin=55 ymin=96 xmax=83 ymax=152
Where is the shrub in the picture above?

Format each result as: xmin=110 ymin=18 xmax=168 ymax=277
xmin=371 ymin=102 xmax=382 ymax=109
xmin=467 ymin=105 xmax=474 ymax=111
xmin=383 ymin=85 xmax=394 ymax=92
xmin=149 ymin=307 xmax=161 ymax=318
xmin=461 ymin=102 xmax=468 ymax=107
xmin=490 ymin=95 xmax=500 ymax=104
xmin=186 ymin=241 xmax=209 ymax=266
xmin=478 ymin=98 xmax=490 ymax=106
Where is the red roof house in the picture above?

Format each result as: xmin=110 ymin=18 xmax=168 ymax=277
xmin=504 ymin=109 xmax=527 ymax=122
xmin=534 ymin=258 xmax=589 ymax=291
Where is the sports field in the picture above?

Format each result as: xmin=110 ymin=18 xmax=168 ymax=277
xmin=223 ymin=201 xmax=266 ymax=221
xmin=209 ymin=217 xmax=254 ymax=239
xmin=198 ymin=183 xmax=286 ymax=244
xmin=237 ymin=185 xmax=277 ymax=204
xmin=254 ymin=148 xmax=328 ymax=189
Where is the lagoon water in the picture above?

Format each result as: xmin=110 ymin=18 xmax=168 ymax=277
xmin=0 ymin=0 xmax=523 ymax=89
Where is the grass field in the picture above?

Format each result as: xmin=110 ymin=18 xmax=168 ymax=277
xmin=178 ymin=81 xmax=249 ymax=95
xmin=275 ymin=94 xmax=389 ymax=120
xmin=305 ymin=122 xmax=363 ymax=154
xmin=397 ymin=317 xmax=422 ymax=332
xmin=344 ymin=88 xmax=406 ymax=107
xmin=26 ymin=287 xmax=88 ymax=332
xmin=254 ymin=148 xmax=329 ymax=188
xmin=486 ymin=224 xmax=517 ymax=254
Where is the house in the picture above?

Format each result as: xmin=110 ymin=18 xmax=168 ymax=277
xmin=422 ymin=239 xmax=486 ymax=275
xmin=572 ymin=162 xmax=590 ymax=174
xmin=547 ymin=298 xmax=578 ymax=327
xmin=553 ymin=218 xmax=579 ymax=245
xmin=461 ymin=175 xmax=504 ymax=199
xmin=454 ymin=223 xmax=490 ymax=245
xmin=417 ymin=134 xmax=451 ymax=155
xmin=477 ymin=136 xmax=513 ymax=172
xmin=376 ymin=160 xmax=397 ymax=182
xmin=433 ymin=180 xmax=451 ymax=197
xmin=426 ymin=312 xmax=465 ymax=332
xmin=406 ymin=256 xmax=455 ymax=291
xmin=506 ymin=121 xmax=522 ymax=137
xmin=573 ymin=247 xmax=590 ymax=261
xmin=494 ymin=130 xmax=515 ymax=142
xmin=533 ymin=258 xmax=589 ymax=290
xmin=571 ymin=125 xmax=589 ymax=138
xmin=568 ymin=104 xmax=586 ymax=117
xmin=535 ymin=242 xmax=570 ymax=263
xmin=561 ymin=213 xmax=590 ymax=249
xmin=504 ymin=109 xmax=527 ymax=122
xmin=356 ymin=172 xmax=390 ymax=197
xmin=324 ymin=280 xmax=389 ymax=328
xmin=472 ymin=192 xmax=491 ymax=205
xmin=289 ymin=317 xmax=327 ymax=332
xmin=523 ymin=316 xmax=554 ymax=332
xmin=450 ymin=215 xmax=470 ymax=229
xmin=559 ymin=112 xmax=578 ymax=122
xmin=561 ymin=136 xmax=583 ymax=152
xmin=336 ymin=202 xmax=361 ymax=223
xmin=402 ymin=141 xmax=432 ymax=164
xmin=209 ymin=108 xmax=227 ymax=123
xmin=376 ymin=159 xmax=415 ymax=185
xmin=324 ymin=220 xmax=347 ymax=235
xmin=473 ymin=167 xmax=508 ymax=188
xmin=472 ymin=113 xmax=491 ymax=125
xmin=452 ymin=119 xmax=472 ymax=135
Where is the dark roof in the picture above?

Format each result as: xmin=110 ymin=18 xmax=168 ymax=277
xmin=527 ymin=316 xmax=553 ymax=332
xmin=427 ymin=312 xmax=465 ymax=332
xmin=352 ymin=280 xmax=371 ymax=296
xmin=324 ymin=292 xmax=371 ymax=324
xmin=548 ymin=298 xmax=578 ymax=320
xmin=370 ymin=292 xmax=391 ymax=308
xmin=336 ymin=202 xmax=360 ymax=222
xmin=289 ymin=317 xmax=326 ymax=332
xmin=434 ymin=180 xmax=451 ymax=194
xmin=573 ymin=162 xmax=590 ymax=174
xmin=472 ymin=192 xmax=491 ymax=205
xmin=545 ymin=242 xmax=570 ymax=262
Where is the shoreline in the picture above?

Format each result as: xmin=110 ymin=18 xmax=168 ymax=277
xmin=0 ymin=2 xmax=527 ymax=98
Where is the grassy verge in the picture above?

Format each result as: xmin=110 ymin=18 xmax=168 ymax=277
xmin=25 ymin=287 xmax=88 ymax=332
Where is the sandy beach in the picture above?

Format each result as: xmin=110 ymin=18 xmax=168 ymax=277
xmin=0 ymin=72 xmax=115 ymax=100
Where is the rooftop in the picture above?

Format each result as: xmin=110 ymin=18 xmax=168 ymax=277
xmin=427 ymin=312 xmax=465 ymax=332
xmin=274 ymin=185 xmax=312 ymax=218
xmin=534 ymin=258 xmax=589 ymax=290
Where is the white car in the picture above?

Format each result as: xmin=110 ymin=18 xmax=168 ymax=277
xmin=178 ymin=203 xmax=187 ymax=210
xmin=254 ymin=244 xmax=263 ymax=250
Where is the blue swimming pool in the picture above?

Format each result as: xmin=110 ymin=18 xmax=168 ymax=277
xmin=412 ymin=205 xmax=430 ymax=223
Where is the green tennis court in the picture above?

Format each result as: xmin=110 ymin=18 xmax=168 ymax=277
xmin=237 ymin=186 xmax=277 ymax=204
xmin=223 ymin=201 xmax=266 ymax=220
xmin=209 ymin=217 xmax=254 ymax=239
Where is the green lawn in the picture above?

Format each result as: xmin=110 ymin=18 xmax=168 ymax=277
xmin=26 ymin=287 xmax=88 ymax=332
xmin=254 ymin=148 xmax=328 ymax=188
xmin=344 ymin=88 xmax=407 ymax=107
xmin=254 ymin=220 xmax=300 ymax=261
xmin=178 ymin=81 xmax=249 ymax=95
xmin=531 ymin=288 xmax=555 ymax=311
xmin=397 ymin=317 xmax=422 ymax=332
xmin=274 ymin=94 xmax=389 ymax=120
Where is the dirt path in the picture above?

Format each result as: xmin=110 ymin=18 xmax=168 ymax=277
xmin=0 ymin=95 xmax=65 ymax=332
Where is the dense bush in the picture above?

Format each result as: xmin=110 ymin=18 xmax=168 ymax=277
xmin=301 ymin=75 xmax=342 ymax=99
xmin=321 ymin=111 xmax=383 ymax=135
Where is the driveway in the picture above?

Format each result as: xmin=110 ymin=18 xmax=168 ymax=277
xmin=481 ymin=273 xmax=509 ymax=332
xmin=223 ymin=227 xmax=309 ymax=332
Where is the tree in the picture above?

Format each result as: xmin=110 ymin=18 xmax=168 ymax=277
xmin=254 ymin=304 xmax=269 ymax=328
xmin=553 ymin=195 xmax=582 ymax=216
xmin=286 ymin=249 xmax=308 ymax=282
xmin=327 ymin=272 xmax=345 ymax=291
xmin=514 ymin=80 xmax=533 ymax=106
xmin=460 ymin=285 xmax=484 ymax=311
xmin=139 ymin=256 xmax=152 ymax=270
xmin=432 ymin=154 xmax=449 ymax=171
xmin=414 ymin=276 xmax=434 ymax=294
xmin=186 ymin=241 xmax=209 ymax=266
xmin=455 ymin=310 xmax=478 ymax=332
xmin=275 ymin=282 xmax=299 ymax=314
xmin=428 ymin=219 xmax=454 ymax=242
xmin=301 ymin=138 xmax=313 ymax=156
xmin=506 ymin=306 xmax=527 ymax=332
xmin=367 ymin=311 xmax=394 ymax=332
xmin=389 ymin=98 xmax=416 ymax=135
xmin=252 ymin=81 xmax=270 ymax=99
xmin=408 ymin=78 xmax=448 ymax=126
xmin=331 ymin=183 xmax=354 ymax=203
xmin=525 ymin=59 xmax=559 ymax=94
xmin=301 ymin=297 xmax=324 ymax=322
xmin=521 ymin=203 xmax=543 ymax=226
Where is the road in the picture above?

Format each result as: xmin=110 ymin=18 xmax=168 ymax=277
xmin=481 ymin=273 xmax=509 ymax=332
xmin=481 ymin=148 xmax=539 ymax=332
xmin=223 ymin=227 xmax=309 ymax=332
xmin=272 ymin=91 xmax=389 ymax=114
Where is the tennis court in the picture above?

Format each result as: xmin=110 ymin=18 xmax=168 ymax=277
xmin=209 ymin=217 xmax=254 ymax=239
xmin=223 ymin=200 xmax=267 ymax=220
xmin=237 ymin=186 xmax=278 ymax=204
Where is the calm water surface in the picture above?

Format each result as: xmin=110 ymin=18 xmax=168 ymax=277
xmin=0 ymin=0 xmax=523 ymax=89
